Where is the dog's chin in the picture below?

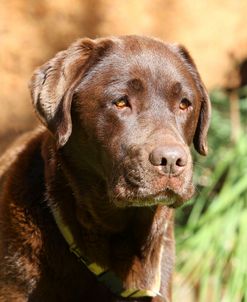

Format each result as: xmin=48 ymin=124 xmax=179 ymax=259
xmin=109 ymin=185 xmax=195 ymax=208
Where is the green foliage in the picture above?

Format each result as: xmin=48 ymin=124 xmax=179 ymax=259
xmin=175 ymin=90 xmax=247 ymax=302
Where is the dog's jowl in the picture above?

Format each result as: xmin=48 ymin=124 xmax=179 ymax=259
xmin=0 ymin=36 xmax=211 ymax=302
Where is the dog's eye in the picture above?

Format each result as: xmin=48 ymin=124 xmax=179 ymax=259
xmin=179 ymin=98 xmax=192 ymax=110
xmin=113 ymin=97 xmax=130 ymax=109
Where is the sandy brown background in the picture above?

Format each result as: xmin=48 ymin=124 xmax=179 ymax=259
xmin=1 ymin=0 xmax=247 ymax=153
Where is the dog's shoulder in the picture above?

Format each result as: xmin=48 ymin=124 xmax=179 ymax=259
xmin=0 ymin=126 xmax=48 ymax=210
xmin=0 ymin=127 xmax=46 ymax=182
xmin=0 ymin=126 xmax=50 ymax=297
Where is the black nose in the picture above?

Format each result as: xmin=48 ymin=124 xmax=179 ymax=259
xmin=149 ymin=145 xmax=188 ymax=175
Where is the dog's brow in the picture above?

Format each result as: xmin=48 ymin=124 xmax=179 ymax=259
xmin=127 ymin=78 xmax=143 ymax=92
xmin=172 ymin=82 xmax=182 ymax=95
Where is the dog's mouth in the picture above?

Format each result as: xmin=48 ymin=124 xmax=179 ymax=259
xmin=112 ymin=190 xmax=183 ymax=208
xmin=108 ymin=173 xmax=194 ymax=208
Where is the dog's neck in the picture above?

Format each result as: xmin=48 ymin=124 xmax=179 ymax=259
xmin=42 ymin=140 xmax=174 ymax=299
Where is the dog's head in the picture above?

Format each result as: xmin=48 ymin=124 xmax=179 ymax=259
xmin=30 ymin=36 xmax=211 ymax=208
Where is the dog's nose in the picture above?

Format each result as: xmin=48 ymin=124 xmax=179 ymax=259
xmin=149 ymin=145 xmax=187 ymax=175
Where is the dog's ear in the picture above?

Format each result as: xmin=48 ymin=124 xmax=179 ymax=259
xmin=174 ymin=45 xmax=211 ymax=156
xmin=192 ymin=81 xmax=211 ymax=156
xmin=30 ymin=38 xmax=112 ymax=148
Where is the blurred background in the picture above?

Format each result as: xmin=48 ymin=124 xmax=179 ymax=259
xmin=1 ymin=0 xmax=247 ymax=301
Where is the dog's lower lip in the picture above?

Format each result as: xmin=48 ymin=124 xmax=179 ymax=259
xmin=125 ymin=177 xmax=182 ymax=199
xmin=112 ymin=188 xmax=180 ymax=206
xmin=152 ymin=189 xmax=178 ymax=203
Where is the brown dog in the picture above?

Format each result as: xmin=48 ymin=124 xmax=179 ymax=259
xmin=0 ymin=36 xmax=211 ymax=302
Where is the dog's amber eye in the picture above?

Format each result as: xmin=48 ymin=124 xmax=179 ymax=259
xmin=179 ymin=98 xmax=191 ymax=110
xmin=113 ymin=97 xmax=129 ymax=109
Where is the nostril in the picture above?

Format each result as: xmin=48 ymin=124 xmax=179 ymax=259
xmin=176 ymin=158 xmax=185 ymax=167
xmin=161 ymin=158 xmax=167 ymax=166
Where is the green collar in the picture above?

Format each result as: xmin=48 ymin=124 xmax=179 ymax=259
xmin=52 ymin=207 xmax=168 ymax=300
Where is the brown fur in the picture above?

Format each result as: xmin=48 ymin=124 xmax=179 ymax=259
xmin=0 ymin=35 xmax=211 ymax=302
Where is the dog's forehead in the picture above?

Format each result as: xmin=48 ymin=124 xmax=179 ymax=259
xmin=97 ymin=36 xmax=193 ymax=88
xmin=78 ymin=36 xmax=197 ymax=100
xmin=115 ymin=35 xmax=175 ymax=57
xmin=110 ymin=37 xmax=180 ymax=71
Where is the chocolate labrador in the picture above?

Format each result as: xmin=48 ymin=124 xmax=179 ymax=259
xmin=0 ymin=35 xmax=211 ymax=302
